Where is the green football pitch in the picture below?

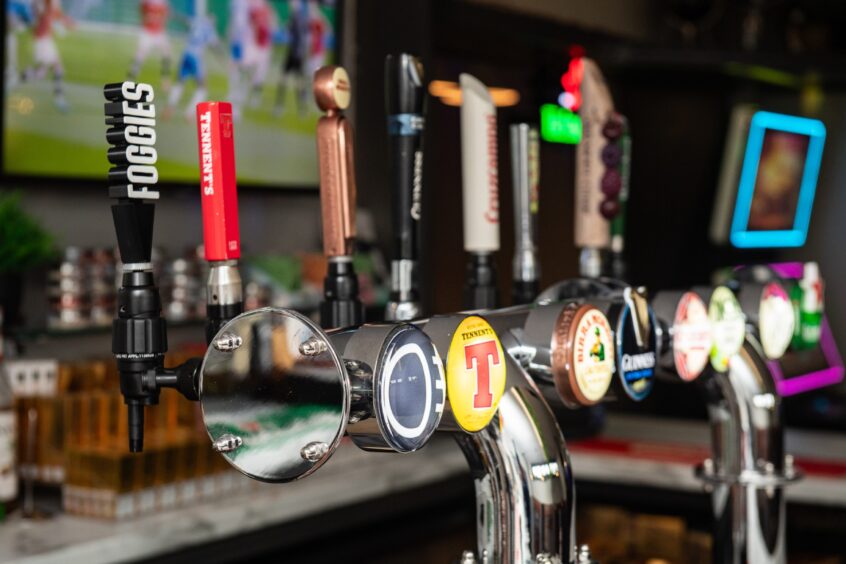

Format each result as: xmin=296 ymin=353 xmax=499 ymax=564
xmin=4 ymin=25 xmax=321 ymax=186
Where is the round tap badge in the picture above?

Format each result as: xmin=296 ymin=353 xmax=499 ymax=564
xmin=708 ymin=286 xmax=746 ymax=372
xmin=616 ymin=295 xmax=658 ymax=401
xmin=375 ymin=325 xmax=446 ymax=452
xmin=672 ymin=292 xmax=712 ymax=382
xmin=446 ymin=316 xmax=507 ymax=432
xmin=758 ymin=282 xmax=794 ymax=360
xmin=553 ymin=305 xmax=615 ymax=406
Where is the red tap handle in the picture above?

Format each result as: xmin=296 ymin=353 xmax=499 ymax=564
xmin=196 ymin=101 xmax=241 ymax=261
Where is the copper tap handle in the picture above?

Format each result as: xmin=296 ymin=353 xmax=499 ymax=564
xmin=314 ymin=66 xmax=357 ymax=257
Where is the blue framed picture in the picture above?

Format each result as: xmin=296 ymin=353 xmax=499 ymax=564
xmin=730 ymin=111 xmax=826 ymax=248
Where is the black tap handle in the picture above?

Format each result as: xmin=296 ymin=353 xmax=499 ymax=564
xmin=385 ymin=54 xmax=425 ymax=262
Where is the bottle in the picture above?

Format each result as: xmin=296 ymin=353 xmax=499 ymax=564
xmin=0 ymin=306 xmax=18 ymax=521
xmin=800 ymin=262 xmax=824 ymax=349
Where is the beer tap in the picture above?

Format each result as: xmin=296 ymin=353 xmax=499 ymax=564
xmin=314 ymin=65 xmax=365 ymax=329
xmin=510 ymin=123 xmax=541 ymax=305
xmin=650 ymin=280 xmax=801 ymax=563
xmin=195 ymin=101 xmax=243 ymax=344
xmin=384 ymin=53 xmax=426 ymax=321
xmin=104 ymin=81 xmax=200 ymax=453
xmin=460 ymin=74 xmax=500 ymax=310
xmin=416 ymin=312 xmax=577 ymax=562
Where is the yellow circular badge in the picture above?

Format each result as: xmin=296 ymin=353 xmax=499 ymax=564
xmin=446 ymin=316 xmax=507 ymax=432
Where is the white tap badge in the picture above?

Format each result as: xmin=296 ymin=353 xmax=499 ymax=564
xmin=759 ymin=283 xmax=794 ymax=360
xmin=460 ymin=74 xmax=499 ymax=252
xmin=575 ymin=58 xmax=613 ymax=249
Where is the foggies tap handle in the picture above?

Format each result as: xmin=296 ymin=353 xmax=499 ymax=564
xmin=104 ymin=81 xmax=200 ymax=453
xmin=460 ymin=74 xmax=500 ymax=310
xmin=314 ymin=66 xmax=364 ymax=328
xmin=385 ymin=53 xmax=425 ymax=321
xmin=510 ymin=123 xmax=540 ymax=305
xmin=196 ymin=101 xmax=243 ymax=343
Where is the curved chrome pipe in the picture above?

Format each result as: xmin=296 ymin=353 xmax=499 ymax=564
xmin=455 ymin=352 xmax=575 ymax=564
xmin=700 ymin=334 xmax=796 ymax=564
xmin=417 ymin=312 xmax=577 ymax=563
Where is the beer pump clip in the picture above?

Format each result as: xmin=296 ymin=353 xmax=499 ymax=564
xmin=314 ymin=65 xmax=365 ymax=329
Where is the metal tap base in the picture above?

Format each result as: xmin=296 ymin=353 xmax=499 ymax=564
xmin=702 ymin=335 xmax=801 ymax=564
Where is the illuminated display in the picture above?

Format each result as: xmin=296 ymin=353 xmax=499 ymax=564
xmin=730 ymin=111 xmax=826 ymax=248
xmin=540 ymin=104 xmax=582 ymax=144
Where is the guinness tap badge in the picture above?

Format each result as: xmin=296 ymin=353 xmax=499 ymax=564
xmin=616 ymin=288 xmax=659 ymax=401
xmin=446 ymin=316 xmax=506 ymax=432
xmin=104 ymin=81 xmax=159 ymax=200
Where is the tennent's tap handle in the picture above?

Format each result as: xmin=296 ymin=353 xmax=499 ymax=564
xmin=104 ymin=81 xmax=200 ymax=453
xmin=510 ymin=123 xmax=540 ymax=305
xmin=196 ymin=101 xmax=243 ymax=343
xmin=314 ymin=66 xmax=365 ymax=328
xmin=460 ymin=73 xmax=500 ymax=310
xmin=385 ymin=53 xmax=425 ymax=321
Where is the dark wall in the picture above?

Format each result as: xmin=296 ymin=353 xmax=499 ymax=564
xmin=348 ymin=0 xmax=845 ymax=319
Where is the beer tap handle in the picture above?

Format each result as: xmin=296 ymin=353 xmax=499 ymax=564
xmin=574 ymin=58 xmax=615 ymax=278
xmin=195 ymin=101 xmax=243 ymax=343
xmin=510 ymin=123 xmax=540 ymax=305
xmin=104 ymin=81 xmax=200 ymax=453
xmin=460 ymin=73 xmax=500 ymax=310
xmin=314 ymin=66 xmax=364 ymax=328
xmin=385 ymin=53 xmax=425 ymax=320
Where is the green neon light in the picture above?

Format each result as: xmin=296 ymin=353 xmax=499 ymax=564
xmin=540 ymin=104 xmax=582 ymax=144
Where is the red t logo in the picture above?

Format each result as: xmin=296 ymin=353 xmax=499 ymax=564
xmin=464 ymin=340 xmax=500 ymax=409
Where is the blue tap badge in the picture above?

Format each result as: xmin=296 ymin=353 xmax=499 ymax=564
xmin=375 ymin=325 xmax=446 ymax=452
xmin=616 ymin=290 xmax=658 ymax=401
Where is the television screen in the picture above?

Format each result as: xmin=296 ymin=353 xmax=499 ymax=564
xmin=3 ymin=0 xmax=338 ymax=187
xmin=746 ymin=130 xmax=809 ymax=232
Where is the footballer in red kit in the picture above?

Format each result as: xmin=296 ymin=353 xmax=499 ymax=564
xmin=129 ymin=0 xmax=172 ymax=90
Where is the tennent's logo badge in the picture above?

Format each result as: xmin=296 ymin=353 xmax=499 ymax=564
xmin=446 ymin=316 xmax=506 ymax=432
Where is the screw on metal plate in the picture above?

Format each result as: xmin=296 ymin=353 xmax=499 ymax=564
xmin=213 ymin=332 xmax=242 ymax=352
xmin=459 ymin=551 xmax=477 ymax=564
xmin=300 ymin=441 xmax=330 ymax=462
xmin=212 ymin=434 xmax=243 ymax=453
xmin=299 ymin=337 xmax=328 ymax=356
